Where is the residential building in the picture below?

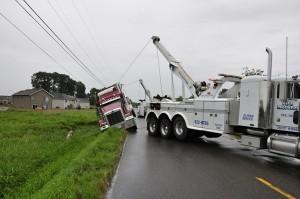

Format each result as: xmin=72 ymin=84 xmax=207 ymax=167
xmin=0 ymin=95 xmax=12 ymax=105
xmin=76 ymin=98 xmax=90 ymax=109
xmin=12 ymin=88 xmax=53 ymax=109
xmin=52 ymin=92 xmax=77 ymax=109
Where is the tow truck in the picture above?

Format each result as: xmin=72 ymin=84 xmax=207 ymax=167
xmin=146 ymin=36 xmax=300 ymax=158
xmin=97 ymin=83 xmax=137 ymax=131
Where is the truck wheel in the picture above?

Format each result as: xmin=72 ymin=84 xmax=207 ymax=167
xmin=173 ymin=117 xmax=188 ymax=140
xmin=159 ymin=118 xmax=172 ymax=139
xmin=147 ymin=117 xmax=158 ymax=136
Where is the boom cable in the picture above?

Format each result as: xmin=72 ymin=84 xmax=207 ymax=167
xmin=118 ymin=38 xmax=151 ymax=82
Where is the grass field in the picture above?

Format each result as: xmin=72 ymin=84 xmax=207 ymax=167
xmin=0 ymin=109 xmax=126 ymax=199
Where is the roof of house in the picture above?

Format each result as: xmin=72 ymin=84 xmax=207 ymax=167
xmin=13 ymin=88 xmax=53 ymax=97
xmin=51 ymin=92 xmax=76 ymax=100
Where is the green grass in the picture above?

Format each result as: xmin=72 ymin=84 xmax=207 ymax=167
xmin=0 ymin=109 xmax=126 ymax=199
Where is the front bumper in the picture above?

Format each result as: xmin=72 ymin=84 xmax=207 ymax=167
xmin=100 ymin=116 xmax=136 ymax=131
xmin=112 ymin=116 xmax=136 ymax=129
xmin=100 ymin=124 xmax=109 ymax=131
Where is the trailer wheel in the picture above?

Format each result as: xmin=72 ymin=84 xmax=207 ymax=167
xmin=147 ymin=116 xmax=159 ymax=136
xmin=159 ymin=118 xmax=172 ymax=139
xmin=173 ymin=117 xmax=188 ymax=140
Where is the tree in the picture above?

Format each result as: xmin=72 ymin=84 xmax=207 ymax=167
xmin=76 ymin=81 xmax=86 ymax=98
xmin=89 ymin=88 xmax=101 ymax=105
xmin=242 ymin=67 xmax=264 ymax=77
xmin=175 ymin=96 xmax=183 ymax=101
xmin=31 ymin=72 xmax=52 ymax=92
xmin=31 ymin=71 xmax=86 ymax=96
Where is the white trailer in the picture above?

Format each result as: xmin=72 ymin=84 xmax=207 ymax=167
xmin=146 ymin=36 xmax=300 ymax=158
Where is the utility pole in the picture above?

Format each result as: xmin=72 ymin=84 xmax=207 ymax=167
xmin=285 ymin=36 xmax=288 ymax=81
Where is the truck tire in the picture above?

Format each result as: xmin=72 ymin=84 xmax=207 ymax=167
xmin=147 ymin=116 xmax=159 ymax=136
xmin=159 ymin=118 xmax=172 ymax=139
xmin=173 ymin=117 xmax=188 ymax=140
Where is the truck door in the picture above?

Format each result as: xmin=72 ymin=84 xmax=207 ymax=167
xmin=273 ymin=82 xmax=300 ymax=133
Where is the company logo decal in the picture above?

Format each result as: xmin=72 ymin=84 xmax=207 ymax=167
xmin=276 ymin=101 xmax=298 ymax=111
xmin=242 ymin=114 xmax=254 ymax=121
xmin=194 ymin=120 xmax=208 ymax=126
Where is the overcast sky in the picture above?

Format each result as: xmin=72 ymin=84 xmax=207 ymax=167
xmin=1 ymin=0 xmax=300 ymax=101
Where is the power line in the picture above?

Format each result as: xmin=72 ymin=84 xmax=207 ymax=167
xmin=20 ymin=0 xmax=105 ymax=86
xmin=118 ymin=39 xmax=151 ymax=82
xmin=0 ymin=11 xmax=79 ymax=81
xmin=15 ymin=0 xmax=105 ymax=86
xmin=14 ymin=0 xmax=99 ymax=85
xmin=48 ymin=0 xmax=106 ymax=80
xmin=71 ymin=0 xmax=108 ymax=69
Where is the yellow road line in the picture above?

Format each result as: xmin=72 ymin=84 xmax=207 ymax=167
xmin=256 ymin=177 xmax=296 ymax=199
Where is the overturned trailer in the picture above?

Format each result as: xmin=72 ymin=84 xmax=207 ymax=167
xmin=146 ymin=36 xmax=300 ymax=158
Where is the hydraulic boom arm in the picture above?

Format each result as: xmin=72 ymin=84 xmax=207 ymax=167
xmin=152 ymin=36 xmax=201 ymax=97
xmin=139 ymin=79 xmax=152 ymax=101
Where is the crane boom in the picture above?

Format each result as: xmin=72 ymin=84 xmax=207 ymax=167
xmin=139 ymin=79 xmax=152 ymax=101
xmin=152 ymin=36 xmax=201 ymax=97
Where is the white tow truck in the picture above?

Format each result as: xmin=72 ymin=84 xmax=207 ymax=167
xmin=146 ymin=36 xmax=300 ymax=158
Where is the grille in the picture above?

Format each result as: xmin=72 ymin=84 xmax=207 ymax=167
xmin=106 ymin=110 xmax=124 ymax=125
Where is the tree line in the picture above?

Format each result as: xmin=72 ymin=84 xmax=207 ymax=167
xmin=31 ymin=71 xmax=86 ymax=98
xmin=31 ymin=71 xmax=103 ymax=105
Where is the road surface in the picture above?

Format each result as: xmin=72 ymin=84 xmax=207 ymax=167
xmin=107 ymin=118 xmax=300 ymax=199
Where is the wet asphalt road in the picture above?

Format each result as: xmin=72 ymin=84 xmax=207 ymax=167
xmin=107 ymin=118 xmax=300 ymax=199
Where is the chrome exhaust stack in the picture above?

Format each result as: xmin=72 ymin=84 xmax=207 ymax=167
xmin=266 ymin=48 xmax=272 ymax=81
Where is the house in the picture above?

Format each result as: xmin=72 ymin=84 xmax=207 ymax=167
xmin=52 ymin=92 xmax=90 ymax=109
xmin=76 ymin=98 xmax=90 ymax=109
xmin=52 ymin=93 xmax=77 ymax=109
xmin=0 ymin=95 xmax=12 ymax=105
xmin=12 ymin=88 xmax=53 ymax=109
